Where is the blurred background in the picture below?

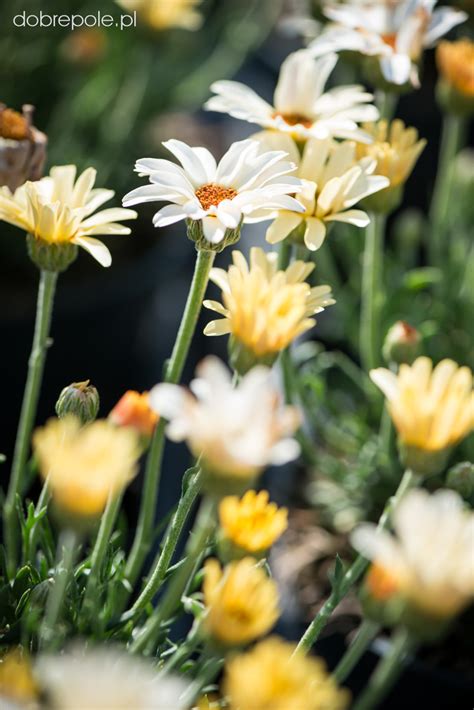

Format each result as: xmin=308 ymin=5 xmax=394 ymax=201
xmin=1 ymin=1 xmax=473 ymax=704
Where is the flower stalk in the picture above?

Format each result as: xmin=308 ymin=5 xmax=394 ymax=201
xmin=352 ymin=627 xmax=415 ymax=710
xmin=360 ymin=213 xmax=386 ymax=372
xmin=333 ymin=619 xmax=381 ymax=683
xmin=122 ymin=249 xmax=215 ymax=597
xmin=4 ymin=268 xmax=58 ymax=577
xmin=295 ymin=469 xmax=415 ymax=655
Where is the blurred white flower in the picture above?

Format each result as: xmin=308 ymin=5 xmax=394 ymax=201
xmin=261 ymin=133 xmax=389 ymax=250
xmin=309 ymin=0 xmax=467 ymax=87
xmin=36 ymin=646 xmax=188 ymax=710
xmin=352 ymin=489 xmax=474 ymax=618
xmin=150 ymin=356 xmax=300 ymax=481
xmin=205 ymin=49 xmax=379 ymax=143
xmin=123 ymin=139 xmax=303 ymax=246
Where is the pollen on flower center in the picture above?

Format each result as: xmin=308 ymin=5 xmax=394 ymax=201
xmin=381 ymin=33 xmax=397 ymax=50
xmin=195 ymin=183 xmax=238 ymax=210
xmin=274 ymin=112 xmax=313 ymax=128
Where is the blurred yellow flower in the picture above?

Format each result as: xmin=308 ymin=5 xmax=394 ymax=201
xmin=0 ymin=649 xmax=38 ymax=703
xmin=437 ymin=38 xmax=474 ymax=98
xmin=0 ymin=165 xmax=136 ymax=267
xmin=109 ymin=390 xmax=158 ymax=438
xmin=219 ymin=490 xmax=288 ymax=555
xmin=371 ymin=357 xmax=473 ymax=461
xmin=33 ymin=416 xmax=140 ymax=518
xmin=203 ymin=557 xmax=279 ymax=646
xmin=117 ymin=0 xmax=202 ymax=31
xmin=204 ymin=248 xmax=334 ymax=364
xmin=224 ymin=636 xmax=349 ymax=710
xmin=356 ymin=120 xmax=426 ymax=188
xmin=352 ymin=489 xmax=474 ymax=619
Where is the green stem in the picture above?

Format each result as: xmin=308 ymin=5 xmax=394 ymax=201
xmin=360 ymin=213 xmax=385 ymax=372
xmin=295 ymin=469 xmax=415 ymax=655
xmin=429 ymin=114 xmax=465 ymax=264
xmin=277 ymin=239 xmax=292 ymax=270
xmin=375 ymin=90 xmax=397 ymax=121
xmin=333 ymin=619 xmax=381 ymax=683
xmin=163 ymin=618 xmax=203 ymax=673
xmin=4 ymin=269 xmax=58 ymax=577
xmin=81 ymin=492 xmax=123 ymax=623
xmin=39 ymin=529 xmax=77 ymax=649
xmin=26 ymin=479 xmax=51 ymax=565
xmin=179 ymin=653 xmax=224 ymax=708
xmin=128 ymin=469 xmax=202 ymax=615
xmin=352 ymin=628 xmax=415 ymax=710
xmin=121 ymin=249 xmax=215 ymax=597
xmin=130 ymin=496 xmax=216 ymax=655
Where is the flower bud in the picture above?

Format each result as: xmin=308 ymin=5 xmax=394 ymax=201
xmin=0 ymin=103 xmax=47 ymax=192
xmin=186 ymin=218 xmax=241 ymax=253
xmin=27 ymin=233 xmax=78 ymax=273
xmin=55 ymin=380 xmax=100 ymax=425
xmin=383 ymin=321 xmax=422 ymax=366
xmin=109 ymin=390 xmax=158 ymax=439
xmin=436 ymin=39 xmax=474 ymax=117
xmin=446 ymin=461 xmax=474 ymax=501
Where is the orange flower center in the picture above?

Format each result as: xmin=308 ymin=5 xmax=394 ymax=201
xmin=195 ymin=183 xmax=238 ymax=210
xmin=367 ymin=563 xmax=399 ymax=601
xmin=381 ymin=33 xmax=397 ymax=50
xmin=0 ymin=107 xmax=32 ymax=141
xmin=274 ymin=112 xmax=313 ymax=128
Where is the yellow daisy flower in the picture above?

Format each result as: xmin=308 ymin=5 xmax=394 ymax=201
xmin=223 ymin=636 xmax=349 ymax=710
xmin=218 ymin=490 xmax=288 ymax=557
xmin=0 ymin=649 xmax=38 ymax=704
xmin=0 ymin=165 xmax=136 ymax=268
xmin=33 ymin=416 xmax=141 ymax=518
xmin=203 ymin=557 xmax=279 ymax=646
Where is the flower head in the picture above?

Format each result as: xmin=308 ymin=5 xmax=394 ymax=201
xmin=223 ymin=636 xmax=349 ymax=710
xmin=437 ymin=38 xmax=474 ymax=97
xmin=205 ymin=49 xmax=378 ymax=143
xmin=36 ymin=645 xmax=188 ymax=710
xmin=352 ymin=489 xmax=474 ymax=620
xmin=149 ymin=357 xmax=300 ymax=490
xmin=219 ymin=490 xmax=288 ymax=557
xmin=123 ymin=139 xmax=303 ymax=250
xmin=203 ymin=557 xmax=279 ymax=646
xmin=0 ymin=103 xmax=47 ymax=192
xmin=116 ymin=0 xmax=202 ymax=31
xmin=0 ymin=165 xmax=136 ymax=267
xmin=310 ymin=0 xmax=467 ymax=87
xmin=33 ymin=416 xmax=141 ymax=518
xmin=204 ymin=247 xmax=335 ymax=367
xmin=370 ymin=357 xmax=473 ymax=474
xmin=263 ymin=135 xmax=389 ymax=250
xmin=109 ymin=390 xmax=158 ymax=438
xmin=55 ymin=380 xmax=100 ymax=425
xmin=0 ymin=649 xmax=38 ymax=705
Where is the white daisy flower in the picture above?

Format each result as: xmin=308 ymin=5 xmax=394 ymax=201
xmin=122 ymin=138 xmax=304 ymax=248
xmin=205 ymin=49 xmax=379 ymax=143
xmin=309 ymin=0 xmax=467 ymax=87
xmin=352 ymin=489 xmax=474 ymax=619
xmin=149 ymin=356 xmax=300 ymax=482
xmin=36 ymin=645 xmax=189 ymax=710
xmin=260 ymin=133 xmax=389 ymax=250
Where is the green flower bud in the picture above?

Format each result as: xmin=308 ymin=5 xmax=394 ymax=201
xmin=383 ymin=321 xmax=422 ymax=366
xmin=186 ymin=218 xmax=242 ymax=253
xmin=398 ymin=440 xmax=451 ymax=477
xmin=55 ymin=380 xmax=100 ymax=424
xmin=27 ymin=234 xmax=78 ymax=273
xmin=446 ymin=461 xmax=474 ymax=501
xmin=228 ymin=335 xmax=278 ymax=376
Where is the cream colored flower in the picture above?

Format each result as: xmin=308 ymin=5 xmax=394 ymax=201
xmin=263 ymin=134 xmax=389 ymax=250
xmin=437 ymin=38 xmax=474 ymax=97
xmin=0 ymin=165 xmax=136 ymax=266
xmin=149 ymin=357 xmax=300 ymax=481
xmin=355 ymin=119 xmax=426 ymax=188
xmin=205 ymin=49 xmax=378 ymax=143
xmin=204 ymin=247 xmax=335 ymax=356
xmin=370 ymin=357 xmax=473 ymax=453
xmin=224 ymin=636 xmax=349 ymax=710
xmin=352 ymin=489 xmax=474 ymax=618
xmin=219 ymin=490 xmax=288 ymax=555
xmin=203 ymin=557 xmax=279 ymax=645
xmin=117 ymin=0 xmax=202 ymax=31
xmin=36 ymin=645 xmax=189 ymax=709
xmin=33 ymin=416 xmax=141 ymax=517
xmin=123 ymin=139 xmax=303 ymax=248
xmin=310 ymin=0 xmax=467 ymax=87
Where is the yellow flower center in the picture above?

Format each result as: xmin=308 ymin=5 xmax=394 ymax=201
xmin=195 ymin=183 xmax=237 ymax=210
xmin=367 ymin=563 xmax=399 ymax=601
xmin=0 ymin=106 xmax=32 ymax=141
